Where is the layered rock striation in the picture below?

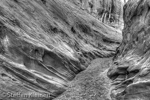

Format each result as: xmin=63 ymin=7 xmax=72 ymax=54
xmin=66 ymin=0 xmax=124 ymax=29
xmin=108 ymin=0 xmax=150 ymax=99
xmin=0 ymin=0 xmax=122 ymax=99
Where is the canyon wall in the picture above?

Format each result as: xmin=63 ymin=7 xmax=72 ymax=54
xmin=0 ymin=0 xmax=122 ymax=99
xmin=67 ymin=0 xmax=124 ymax=29
xmin=108 ymin=0 xmax=150 ymax=100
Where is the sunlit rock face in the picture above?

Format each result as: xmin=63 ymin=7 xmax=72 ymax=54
xmin=66 ymin=0 xmax=125 ymax=29
xmin=108 ymin=0 xmax=150 ymax=100
xmin=0 ymin=0 xmax=122 ymax=99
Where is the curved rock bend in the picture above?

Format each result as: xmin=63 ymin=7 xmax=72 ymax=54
xmin=0 ymin=0 xmax=121 ymax=99
xmin=108 ymin=0 xmax=150 ymax=100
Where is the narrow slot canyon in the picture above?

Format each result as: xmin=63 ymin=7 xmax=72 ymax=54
xmin=0 ymin=0 xmax=149 ymax=100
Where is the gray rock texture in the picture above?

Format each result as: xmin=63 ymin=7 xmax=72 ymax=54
xmin=108 ymin=0 xmax=150 ymax=100
xmin=67 ymin=0 xmax=124 ymax=29
xmin=0 ymin=0 xmax=122 ymax=99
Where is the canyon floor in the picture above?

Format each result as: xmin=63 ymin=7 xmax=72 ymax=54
xmin=55 ymin=58 xmax=112 ymax=100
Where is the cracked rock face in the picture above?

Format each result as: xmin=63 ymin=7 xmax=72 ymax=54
xmin=108 ymin=0 xmax=150 ymax=100
xmin=0 ymin=0 xmax=122 ymax=99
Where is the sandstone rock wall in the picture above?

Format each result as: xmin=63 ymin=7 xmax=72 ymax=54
xmin=108 ymin=0 xmax=150 ymax=99
xmin=66 ymin=0 xmax=124 ymax=28
xmin=0 ymin=0 xmax=122 ymax=99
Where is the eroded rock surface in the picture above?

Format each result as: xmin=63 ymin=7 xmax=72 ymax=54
xmin=0 ymin=0 xmax=122 ymax=99
xmin=66 ymin=0 xmax=125 ymax=29
xmin=108 ymin=0 xmax=150 ymax=100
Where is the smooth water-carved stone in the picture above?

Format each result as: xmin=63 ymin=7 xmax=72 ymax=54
xmin=0 ymin=0 xmax=121 ymax=99
xmin=108 ymin=0 xmax=150 ymax=100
